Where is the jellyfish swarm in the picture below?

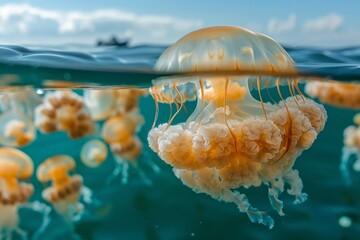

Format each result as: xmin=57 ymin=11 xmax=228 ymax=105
xmin=0 ymin=147 xmax=34 ymax=239
xmin=35 ymin=90 xmax=94 ymax=139
xmin=341 ymin=113 xmax=360 ymax=185
xmin=148 ymin=26 xmax=327 ymax=228
xmin=36 ymin=155 xmax=86 ymax=224
xmin=305 ymin=81 xmax=360 ymax=109
xmin=0 ymin=88 xmax=39 ymax=147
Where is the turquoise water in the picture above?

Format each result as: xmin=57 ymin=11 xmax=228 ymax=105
xmin=0 ymin=44 xmax=359 ymax=240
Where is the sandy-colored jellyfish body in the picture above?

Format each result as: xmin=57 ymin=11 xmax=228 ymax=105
xmin=340 ymin=113 xmax=360 ymax=185
xmin=35 ymin=91 xmax=94 ymax=139
xmin=81 ymin=139 xmax=108 ymax=168
xmin=0 ymin=148 xmax=34 ymax=239
xmin=0 ymin=88 xmax=40 ymax=147
xmin=305 ymin=81 xmax=360 ymax=109
xmin=36 ymin=155 xmax=89 ymax=224
xmin=148 ymin=26 xmax=327 ymax=228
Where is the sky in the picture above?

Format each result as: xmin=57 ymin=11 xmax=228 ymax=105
xmin=0 ymin=0 xmax=359 ymax=47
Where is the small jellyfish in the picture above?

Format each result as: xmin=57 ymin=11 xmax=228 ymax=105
xmin=305 ymin=81 xmax=360 ymax=109
xmin=36 ymin=155 xmax=89 ymax=224
xmin=0 ymin=112 xmax=35 ymax=148
xmin=102 ymin=114 xmax=160 ymax=185
xmin=340 ymin=113 xmax=360 ymax=185
xmin=148 ymin=26 xmax=327 ymax=228
xmin=0 ymin=87 xmax=40 ymax=147
xmin=81 ymin=139 xmax=108 ymax=168
xmin=35 ymin=90 xmax=94 ymax=139
xmin=0 ymin=147 xmax=34 ymax=239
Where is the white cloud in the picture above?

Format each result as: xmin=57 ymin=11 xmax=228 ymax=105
xmin=267 ymin=13 xmax=296 ymax=34
xmin=0 ymin=3 xmax=203 ymax=45
xmin=303 ymin=13 xmax=343 ymax=32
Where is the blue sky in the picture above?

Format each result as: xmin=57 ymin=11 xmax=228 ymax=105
xmin=0 ymin=0 xmax=359 ymax=47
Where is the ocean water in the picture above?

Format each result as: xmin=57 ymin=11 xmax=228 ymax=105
xmin=0 ymin=44 xmax=359 ymax=240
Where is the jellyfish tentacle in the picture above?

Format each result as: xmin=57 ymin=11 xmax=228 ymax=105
xmin=106 ymin=160 xmax=123 ymax=185
xmin=265 ymin=78 xmax=278 ymax=105
xmin=150 ymin=91 xmax=160 ymax=129
xmin=272 ymin=77 xmax=293 ymax=165
xmin=167 ymin=84 xmax=184 ymax=126
xmin=287 ymin=79 xmax=300 ymax=108
xmin=257 ymin=75 xmax=268 ymax=120
xmin=26 ymin=201 xmax=51 ymax=240
xmin=224 ymin=78 xmax=237 ymax=151
xmin=196 ymin=79 xmax=205 ymax=131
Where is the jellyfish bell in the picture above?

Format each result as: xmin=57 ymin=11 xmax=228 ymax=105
xmin=0 ymin=112 xmax=36 ymax=148
xmin=148 ymin=26 xmax=327 ymax=228
xmin=81 ymin=139 xmax=108 ymax=168
xmin=35 ymin=90 xmax=95 ymax=139
xmin=305 ymin=80 xmax=360 ymax=109
xmin=37 ymin=155 xmax=84 ymax=223
xmin=83 ymin=89 xmax=116 ymax=121
xmin=113 ymin=88 xmax=148 ymax=114
xmin=102 ymin=115 xmax=137 ymax=144
xmin=0 ymin=87 xmax=39 ymax=147
xmin=0 ymin=147 xmax=34 ymax=239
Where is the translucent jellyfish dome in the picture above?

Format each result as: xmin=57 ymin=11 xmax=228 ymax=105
xmin=155 ymin=26 xmax=295 ymax=73
xmin=148 ymin=26 xmax=327 ymax=228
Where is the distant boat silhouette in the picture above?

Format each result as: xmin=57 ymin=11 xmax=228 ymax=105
xmin=96 ymin=36 xmax=129 ymax=47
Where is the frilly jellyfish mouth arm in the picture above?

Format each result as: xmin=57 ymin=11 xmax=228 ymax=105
xmin=283 ymin=169 xmax=308 ymax=204
xmin=223 ymin=190 xmax=275 ymax=229
xmin=267 ymin=178 xmax=285 ymax=216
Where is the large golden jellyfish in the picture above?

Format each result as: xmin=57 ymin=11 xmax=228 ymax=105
xmin=305 ymin=81 xmax=360 ymax=109
xmin=340 ymin=113 xmax=360 ymax=185
xmin=34 ymin=90 xmax=94 ymax=139
xmin=148 ymin=26 xmax=327 ymax=228
xmin=36 ymin=155 xmax=90 ymax=224
xmin=0 ymin=87 xmax=40 ymax=147
xmin=0 ymin=147 xmax=34 ymax=239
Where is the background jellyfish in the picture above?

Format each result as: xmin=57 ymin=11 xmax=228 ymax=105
xmin=0 ymin=87 xmax=40 ymax=147
xmin=102 ymin=113 xmax=160 ymax=185
xmin=148 ymin=26 xmax=327 ymax=228
xmin=340 ymin=113 xmax=360 ymax=185
xmin=84 ymin=88 xmax=147 ymax=122
xmin=36 ymin=155 xmax=92 ymax=226
xmin=305 ymin=81 xmax=360 ymax=109
xmin=35 ymin=90 xmax=94 ymax=139
xmin=0 ymin=147 xmax=51 ymax=240
xmin=80 ymin=139 xmax=108 ymax=168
